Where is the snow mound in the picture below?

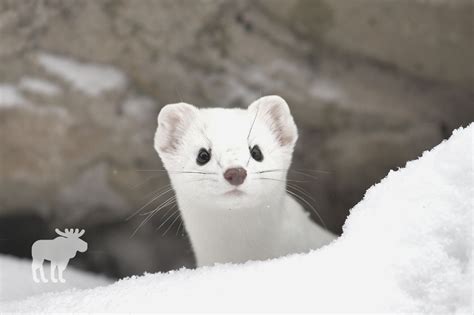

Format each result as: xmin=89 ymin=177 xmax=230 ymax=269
xmin=1 ymin=124 xmax=472 ymax=312
xmin=37 ymin=53 xmax=126 ymax=96
xmin=0 ymin=255 xmax=110 ymax=303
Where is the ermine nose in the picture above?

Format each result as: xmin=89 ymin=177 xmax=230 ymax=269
xmin=224 ymin=167 xmax=247 ymax=186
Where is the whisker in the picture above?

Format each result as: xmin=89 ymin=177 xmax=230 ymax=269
xmin=127 ymin=175 xmax=218 ymax=222
xmin=253 ymin=169 xmax=322 ymax=181
xmin=130 ymin=197 xmax=176 ymax=238
xmin=286 ymin=182 xmax=317 ymax=203
xmin=126 ymin=187 xmax=174 ymax=221
xmin=170 ymin=171 xmax=218 ymax=175
xmin=162 ymin=212 xmax=181 ymax=236
xmin=156 ymin=208 xmax=179 ymax=231
xmin=293 ymin=168 xmax=331 ymax=174
xmin=141 ymin=184 xmax=173 ymax=201
xmin=247 ymin=101 xmax=260 ymax=141
xmin=155 ymin=202 xmax=177 ymax=223
xmin=288 ymin=169 xmax=321 ymax=180
xmin=130 ymin=214 xmax=154 ymax=238
xmin=254 ymin=177 xmax=309 ymax=183
xmin=252 ymin=169 xmax=282 ymax=174
xmin=286 ymin=189 xmax=327 ymax=229
xmin=287 ymin=181 xmax=314 ymax=196
xmin=139 ymin=196 xmax=175 ymax=216
xmin=135 ymin=169 xmax=218 ymax=175
xmin=256 ymin=168 xmax=330 ymax=175
xmin=142 ymin=178 xmax=215 ymax=201
xmin=192 ymin=178 xmax=219 ymax=183
xmin=176 ymin=219 xmax=184 ymax=236
xmin=246 ymin=100 xmax=260 ymax=167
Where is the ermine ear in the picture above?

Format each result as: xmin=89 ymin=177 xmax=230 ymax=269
xmin=248 ymin=95 xmax=298 ymax=147
xmin=155 ymin=102 xmax=198 ymax=154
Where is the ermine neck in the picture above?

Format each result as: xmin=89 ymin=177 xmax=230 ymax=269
xmin=178 ymin=194 xmax=286 ymax=266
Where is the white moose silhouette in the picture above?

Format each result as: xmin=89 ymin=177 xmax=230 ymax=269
xmin=31 ymin=228 xmax=88 ymax=283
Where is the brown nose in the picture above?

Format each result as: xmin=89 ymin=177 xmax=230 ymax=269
xmin=224 ymin=167 xmax=247 ymax=186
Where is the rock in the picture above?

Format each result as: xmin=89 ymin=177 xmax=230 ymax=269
xmin=260 ymin=0 xmax=474 ymax=87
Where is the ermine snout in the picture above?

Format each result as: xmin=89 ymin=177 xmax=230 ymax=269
xmin=224 ymin=167 xmax=247 ymax=186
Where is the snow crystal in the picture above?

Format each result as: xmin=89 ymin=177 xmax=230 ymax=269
xmin=19 ymin=77 xmax=61 ymax=96
xmin=0 ymin=84 xmax=29 ymax=108
xmin=37 ymin=53 xmax=126 ymax=96
xmin=0 ymin=124 xmax=472 ymax=312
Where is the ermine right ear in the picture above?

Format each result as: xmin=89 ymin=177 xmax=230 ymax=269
xmin=155 ymin=103 xmax=198 ymax=154
xmin=248 ymin=95 xmax=298 ymax=147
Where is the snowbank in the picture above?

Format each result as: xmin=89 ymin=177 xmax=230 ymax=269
xmin=1 ymin=124 xmax=472 ymax=313
xmin=0 ymin=255 xmax=110 ymax=303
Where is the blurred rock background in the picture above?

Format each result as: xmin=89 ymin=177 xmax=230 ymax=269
xmin=0 ymin=0 xmax=472 ymax=278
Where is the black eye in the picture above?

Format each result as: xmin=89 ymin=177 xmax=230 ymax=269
xmin=196 ymin=148 xmax=211 ymax=165
xmin=250 ymin=145 xmax=263 ymax=162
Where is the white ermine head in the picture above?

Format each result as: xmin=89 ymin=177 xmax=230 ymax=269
xmin=154 ymin=95 xmax=298 ymax=211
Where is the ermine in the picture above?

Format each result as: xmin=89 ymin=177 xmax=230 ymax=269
xmin=154 ymin=95 xmax=335 ymax=266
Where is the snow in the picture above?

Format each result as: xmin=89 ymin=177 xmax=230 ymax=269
xmin=0 ymin=124 xmax=472 ymax=312
xmin=37 ymin=53 xmax=126 ymax=96
xmin=0 ymin=255 xmax=110 ymax=303
xmin=19 ymin=77 xmax=61 ymax=96
xmin=0 ymin=84 xmax=29 ymax=108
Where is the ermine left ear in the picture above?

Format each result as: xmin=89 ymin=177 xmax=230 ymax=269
xmin=248 ymin=95 xmax=298 ymax=147
xmin=155 ymin=102 xmax=198 ymax=155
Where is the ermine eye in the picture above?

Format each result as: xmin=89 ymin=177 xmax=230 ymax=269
xmin=196 ymin=148 xmax=211 ymax=165
xmin=250 ymin=145 xmax=263 ymax=162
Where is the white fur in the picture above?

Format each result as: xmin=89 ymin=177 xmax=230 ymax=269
xmin=155 ymin=95 xmax=335 ymax=266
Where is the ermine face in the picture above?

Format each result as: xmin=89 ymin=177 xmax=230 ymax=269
xmin=154 ymin=95 xmax=298 ymax=210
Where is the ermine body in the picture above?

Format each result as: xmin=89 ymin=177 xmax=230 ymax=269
xmin=155 ymin=96 xmax=334 ymax=266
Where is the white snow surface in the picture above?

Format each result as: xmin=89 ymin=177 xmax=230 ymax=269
xmin=19 ymin=77 xmax=61 ymax=96
xmin=1 ymin=124 xmax=472 ymax=313
xmin=37 ymin=53 xmax=126 ymax=96
xmin=0 ymin=84 xmax=29 ymax=108
xmin=0 ymin=255 xmax=110 ymax=303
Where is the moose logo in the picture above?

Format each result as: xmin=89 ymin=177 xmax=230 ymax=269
xmin=31 ymin=228 xmax=88 ymax=283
